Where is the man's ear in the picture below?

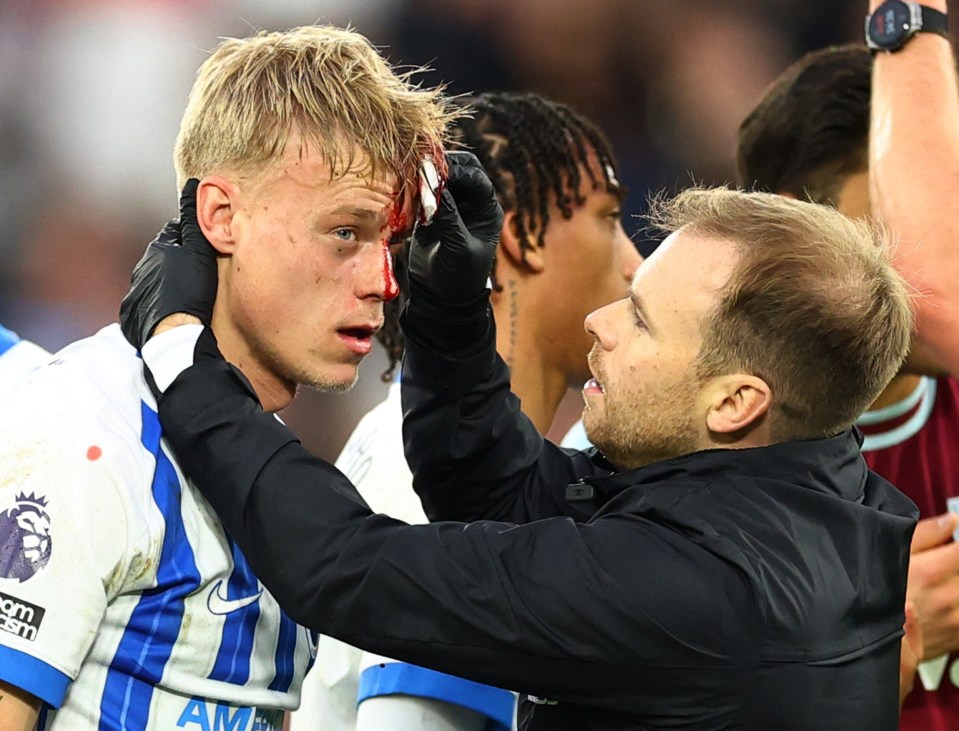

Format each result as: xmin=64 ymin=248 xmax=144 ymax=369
xmin=499 ymin=211 xmax=545 ymax=273
xmin=703 ymin=373 xmax=772 ymax=438
xmin=196 ymin=176 xmax=240 ymax=255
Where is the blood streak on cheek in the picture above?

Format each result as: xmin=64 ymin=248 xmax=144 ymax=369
xmin=382 ymin=244 xmax=398 ymax=301
xmin=382 ymin=202 xmax=406 ymax=301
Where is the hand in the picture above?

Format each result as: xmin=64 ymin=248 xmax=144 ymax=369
xmin=905 ymin=512 xmax=959 ymax=660
xmin=408 ymin=151 xmax=502 ymax=308
xmin=119 ymin=179 xmax=217 ymax=350
xmin=900 ymin=602 xmax=923 ymax=706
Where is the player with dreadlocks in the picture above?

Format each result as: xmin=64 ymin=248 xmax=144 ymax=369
xmin=291 ymin=91 xmax=641 ymax=731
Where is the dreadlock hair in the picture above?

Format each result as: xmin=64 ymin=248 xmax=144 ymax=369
xmin=452 ymin=92 xmax=623 ymax=287
xmin=736 ymin=45 xmax=872 ymax=206
xmin=376 ymin=91 xmax=623 ymax=380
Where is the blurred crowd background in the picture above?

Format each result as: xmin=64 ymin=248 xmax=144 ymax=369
xmin=0 ymin=0 xmax=870 ymax=459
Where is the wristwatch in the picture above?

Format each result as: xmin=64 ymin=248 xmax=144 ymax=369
xmin=865 ymin=0 xmax=949 ymax=52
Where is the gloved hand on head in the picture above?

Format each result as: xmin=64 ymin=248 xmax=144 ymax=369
xmin=403 ymin=151 xmax=503 ymax=355
xmin=119 ymin=179 xmax=218 ymax=351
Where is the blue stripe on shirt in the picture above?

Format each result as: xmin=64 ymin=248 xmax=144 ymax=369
xmin=208 ymin=538 xmax=262 ymax=684
xmin=358 ymin=661 xmax=515 ymax=731
xmin=0 ymin=324 xmax=21 ymax=357
xmin=267 ymin=611 xmax=298 ymax=693
xmin=98 ymin=403 xmax=202 ymax=731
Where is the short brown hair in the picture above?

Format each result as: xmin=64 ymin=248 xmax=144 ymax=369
xmin=736 ymin=45 xmax=872 ymax=205
xmin=175 ymin=25 xmax=453 ymax=193
xmin=648 ymin=187 xmax=912 ymax=441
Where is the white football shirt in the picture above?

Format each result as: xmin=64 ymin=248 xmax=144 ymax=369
xmin=0 ymin=324 xmax=51 ymax=403
xmin=0 ymin=325 xmax=316 ymax=731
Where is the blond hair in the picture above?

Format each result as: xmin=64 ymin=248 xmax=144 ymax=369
xmin=648 ymin=187 xmax=913 ymax=440
xmin=174 ymin=25 xmax=454 ymax=192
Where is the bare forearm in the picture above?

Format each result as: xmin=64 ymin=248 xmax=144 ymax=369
xmin=153 ymin=313 xmax=202 ymax=337
xmin=870 ymin=1 xmax=959 ymax=370
xmin=0 ymin=681 xmax=41 ymax=731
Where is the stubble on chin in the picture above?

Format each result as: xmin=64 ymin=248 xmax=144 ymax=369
xmin=305 ymin=377 xmax=356 ymax=394
xmin=585 ymin=393 xmax=698 ymax=471
xmin=272 ymin=347 xmax=362 ymax=394
xmin=297 ymin=364 xmax=360 ymax=394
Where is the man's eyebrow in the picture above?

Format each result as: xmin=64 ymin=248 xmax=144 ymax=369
xmin=596 ymin=188 xmax=624 ymax=209
xmin=327 ymin=205 xmax=383 ymax=220
xmin=606 ymin=182 xmax=626 ymax=204
xmin=629 ymin=289 xmax=653 ymax=328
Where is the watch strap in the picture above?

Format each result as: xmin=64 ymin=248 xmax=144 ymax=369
xmin=920 ymin=5 xmax=949 ymax=36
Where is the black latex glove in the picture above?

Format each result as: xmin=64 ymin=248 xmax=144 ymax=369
xmin=408 ymin=151 xmax=502 ymax=305
xmin=403 ymin=151 xmax=503 ymax=354
xmin=119 ymin=179 xmax=217 ymax=350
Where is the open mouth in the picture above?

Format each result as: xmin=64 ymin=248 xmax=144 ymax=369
xmin=584 ymin=377 xmax=604 ymax=394
xmin=339 ymin=326 xmax=376 ymax=340
xmin=337 ymin=323 xmax=381 ymax=356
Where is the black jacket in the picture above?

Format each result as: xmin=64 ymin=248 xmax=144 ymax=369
xmin=156 ymin=331 xmax=918 ymax=730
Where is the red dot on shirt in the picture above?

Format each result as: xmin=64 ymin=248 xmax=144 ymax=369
xmin=87 ymin=446 xmax=102 ymax=461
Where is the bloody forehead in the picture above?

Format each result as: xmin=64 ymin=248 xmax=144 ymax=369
xmin=388 ymin=196 xmax=410 ymax=237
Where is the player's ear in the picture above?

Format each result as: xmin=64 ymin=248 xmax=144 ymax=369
xmin=499 ymin=211 xmax=545 ymax=273
xmin=196 ymin=176 xmax=240 ymax=255
xmin=703 ymin=373 xmax=771 ymax=438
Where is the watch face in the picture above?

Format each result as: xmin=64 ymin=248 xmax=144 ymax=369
xmin=869 ymin=0 xmax=911 ymax=47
